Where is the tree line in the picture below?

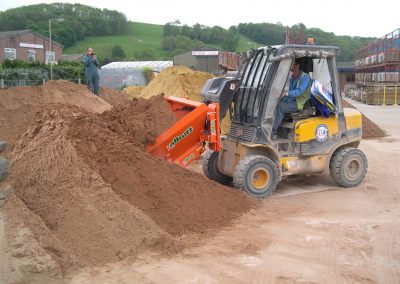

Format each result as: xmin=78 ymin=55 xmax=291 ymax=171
xmin=162 ymin=22 xmax=240 ymax=55
xmin=237 ymin=23 xmax=375 ymax=61
xmin=0 ymin=3 xmax=128 ymax=47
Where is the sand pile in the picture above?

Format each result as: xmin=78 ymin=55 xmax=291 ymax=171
xmin=0 ymin=82 xmax=255 ymax=273
xmin=7 ymin=106 xmax=168 ymax=269
xmin=342 ymin=100 xmax=386 ymax=139
xmin=0 ymin=80 xmax=111 ymax=146
xmin=139 ymin=66 xmax=213 ymax=99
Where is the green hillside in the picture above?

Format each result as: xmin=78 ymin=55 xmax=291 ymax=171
xmin=64 ymin=22 xmax=170 ymax=60
xmin=64 ymin=22 xmax=260 ymax=60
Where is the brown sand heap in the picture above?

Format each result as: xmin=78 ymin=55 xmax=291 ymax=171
xmin=0 ymin=80 xmax=111 ymax=146
xmin=1 ymin=82 xmax=255 ymax=273
xmin=342 ymin=100 xmax=386 ymax=139
xmin=123 ymin=85 xmax=145 ymax=99
xmin=139 ymin=65 xmax=213 ymax=100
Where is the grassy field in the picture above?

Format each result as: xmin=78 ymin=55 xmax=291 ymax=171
xmin=64 ymin=22 xmax=170 ymax=60
xmin=64 ymin=21 xmax=260 ymax=60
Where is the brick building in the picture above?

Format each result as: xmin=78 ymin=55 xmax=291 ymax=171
xmin=0 ymin=30 xmax=63 ymax=63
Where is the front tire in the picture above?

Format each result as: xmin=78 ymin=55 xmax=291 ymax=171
xmin=233 ymin=155 xmax=279 ymax=198
xmin=329 ymin=147 xmax=368 ymax=187
xmin=202 ymin=150 xmax=232 ymax=185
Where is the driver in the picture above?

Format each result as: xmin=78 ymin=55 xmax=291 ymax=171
xmin=272 ymin=58 xmax=311 ymax=139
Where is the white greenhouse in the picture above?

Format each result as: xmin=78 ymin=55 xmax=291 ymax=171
xmin=99 ymin=61 xmax=173 ymax=89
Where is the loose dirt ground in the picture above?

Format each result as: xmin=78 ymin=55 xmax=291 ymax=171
xmin=0 ymin=81 xmax=255 ymax=283
xmin=70 ymin=98 xmax=400 ymax=283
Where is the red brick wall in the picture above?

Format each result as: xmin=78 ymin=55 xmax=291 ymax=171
xmin=0 ymin=31 xmax=63 ymax=63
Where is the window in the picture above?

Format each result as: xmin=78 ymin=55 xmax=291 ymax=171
xmin=4 ymin=48 xmax=16 ymax=60
xmin=28 ymin=50 xmax=36 ymax=62
xmin=46 ymin=51 xmax=55 ymax=63
xmin=312 ymin=58 xmax=332 ymax=93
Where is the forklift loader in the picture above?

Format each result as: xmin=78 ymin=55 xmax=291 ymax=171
xmin=148 ymin=44 xmax=368 ymax=198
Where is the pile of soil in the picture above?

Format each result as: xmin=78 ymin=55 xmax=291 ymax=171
xmin=0 ymin=80 xmax=111 ymax=146
xmin=139 ymin=65 xmax=213 ymax=99
xmin=342 ymin=100 xmax=386 ymax=139
xmin=0 ymin=82 xmax=255 ymax=274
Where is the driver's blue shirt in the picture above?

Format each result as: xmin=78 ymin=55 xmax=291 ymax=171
xmin=287 ymin=72 xmax=311 ymax=100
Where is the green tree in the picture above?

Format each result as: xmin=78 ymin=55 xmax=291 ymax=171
xmin=0 ymin=3 xmax=128 ymax=48
xmin=111 ymin=45 xmax=126 ymax=60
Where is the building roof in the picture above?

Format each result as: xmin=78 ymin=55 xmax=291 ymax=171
xmin=337 ymin=61 xmax=355 ymax=72
xmin=0 ymin=30 xmax=31 ymax=38
xmin=101 ymin=61 xmax=173 ymax=70
xmin=0 ymin=29 xmax=63 ymax=48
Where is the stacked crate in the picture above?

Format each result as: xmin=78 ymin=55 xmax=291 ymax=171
xmin=355 ymin=29 xmax=400 ymax=104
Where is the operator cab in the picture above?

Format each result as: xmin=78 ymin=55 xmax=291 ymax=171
xmin=277 ymin=56 xmax=337 ymax=143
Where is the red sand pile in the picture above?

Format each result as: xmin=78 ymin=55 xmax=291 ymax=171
xmin=342 ymin=100 xmax=386 ymax=139
xmin=0 ymin=81 xmax=255 ymax=273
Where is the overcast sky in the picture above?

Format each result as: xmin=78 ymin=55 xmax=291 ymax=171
xmin=1 ymin=0 xmax=398 ymax=38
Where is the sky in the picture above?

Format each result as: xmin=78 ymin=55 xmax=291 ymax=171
xmin=0 ymin=0 xmax=399 ymax=38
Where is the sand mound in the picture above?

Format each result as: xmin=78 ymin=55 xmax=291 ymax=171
xmin=342 ymin=100 xmax=386 ymax=139
xmin=122 ymin=86 xmax=145 ymax=99
xmin=0 ymin=80 xmax=111 ymax=147
xmin=1 ymin=82 xmax=256 ymax=274
xmin=8 ymin=106 xmax=169 ymax=269
xmin=139 ymin=66 xmax=213 ymax=99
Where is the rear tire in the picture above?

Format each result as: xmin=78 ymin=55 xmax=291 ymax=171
xmin=233 ymin=155 xmax=279 ymax=198
xmin=329 ymin=147 xmax=368 ymax=187
xmin=202 ymin=150 xmax=232 ymax=185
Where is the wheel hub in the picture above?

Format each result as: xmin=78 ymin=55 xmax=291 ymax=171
xmin=251 ymin=167 xmax=269 ymax=189
xmin=345 ymin=158 xmax=361 ymax=180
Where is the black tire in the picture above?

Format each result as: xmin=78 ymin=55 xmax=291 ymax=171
xmin=329 ymin=147 xmax=368 ymax=187
xmin=233 ymin=155 xmax=279 ymax=198
xmin=202 ymin=150 xmax=232 ymax=185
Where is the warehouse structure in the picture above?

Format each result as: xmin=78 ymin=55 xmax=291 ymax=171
xmin=173 ymin=48 xmax=241 ymax=75
xmin=337 ymin=61 xmax=356 ymax=92
xmin=355 ymin=28 xmax=399 ymax=104
xmin=0 ymin=30 xmax=63 ymax=63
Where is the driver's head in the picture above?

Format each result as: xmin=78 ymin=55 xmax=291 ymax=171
xmin=291 ymin=58 xmax=301 ymax=79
